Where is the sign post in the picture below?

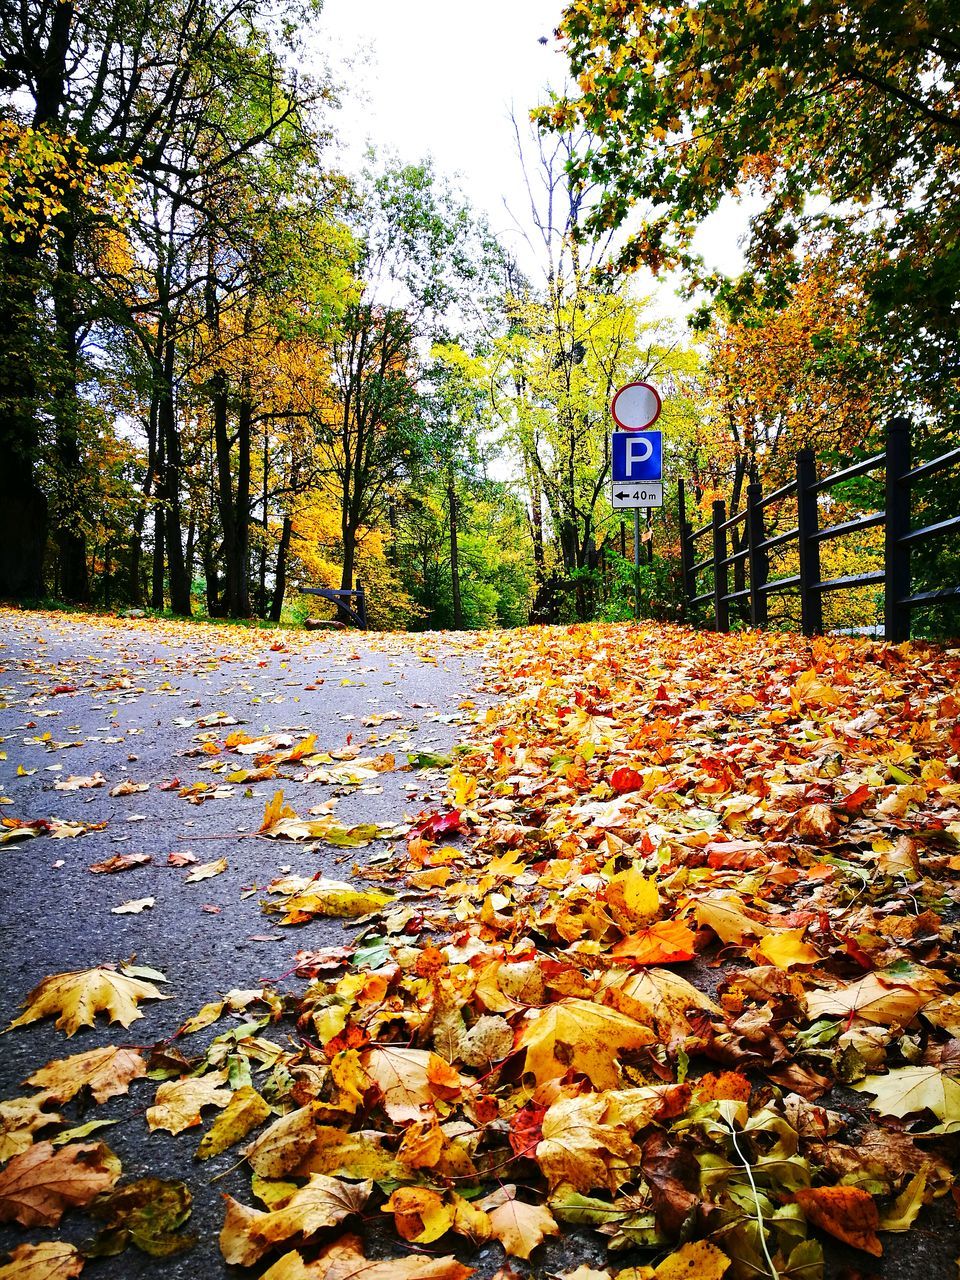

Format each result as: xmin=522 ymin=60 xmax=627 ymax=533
xmin=609 ymin=381 xmax=663 ymax=619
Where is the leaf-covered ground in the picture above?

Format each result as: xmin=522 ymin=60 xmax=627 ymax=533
xmin=1 ymin=612 xmax=960 ymax=1280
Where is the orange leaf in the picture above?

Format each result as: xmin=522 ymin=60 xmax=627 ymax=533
xmin=793 ymin=1186 xmax=882 ymax=1256
xmin=612 ymin=920 xmax=696 ymax=965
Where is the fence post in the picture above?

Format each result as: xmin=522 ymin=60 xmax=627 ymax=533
xmin=884 ymin=418 xmax=912 ymax=643
xmin=746 ymin=472 xmax=768 ymax=628
xmin=678 ymin=479 xmax=695 ymax=614
xmin=796 ymin=448 xmax=823 ymax=636
xmin=712 ymin=499 xmax=729 ymax=633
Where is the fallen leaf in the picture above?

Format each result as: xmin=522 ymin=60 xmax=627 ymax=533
xmin=184 ymin=857 xmax=228 ymax=883
xmin=479 ymin=1186 xmax=560 ymax=1260
xmin=851 ymin=1066 xmax=960 ymax=1125
xmin=0 ymin=1098 xmax=62 ymax=1164
xmin=793 ymin=1185 xmax=882 ymax=1256
xmin=518 ymin=999 xmax=655 ymax=1087
xmin=196 ymin=1086 xmax=271 ymax=1160
xmin=0 ymin=1142 xmax=121 ymax=1227
xmin=88 ymin=853 xmax=151 ymax=874
xmin=220 ymin=1176 xmax=372 ymax=1265
xmin=26 ymin=1046 xmax=146 ymax=1103
xmin=6 ymin=966 xmax=170 ymax=1036
xmin=259 ymin=1235 xmax=472 ymax=1280
xmin=0 ymin=1242 xmax=85 ymax=1279
xmin=108 ymin=781 xmax=149 ymax=797
xmin=89 ymin=1176 xmax=194 ymax=1257
xmin=654 ymin=1240 xmax=729 ymax=1278
xmin=146 ymin=1072 xmax=232 ymax=1135
xmin=384 ymin=1186 xmax=455 ymax=1243
xmin=110 ymin=897 xmax=155 ymax=914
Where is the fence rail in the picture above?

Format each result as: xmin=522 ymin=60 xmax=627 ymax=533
xmin=678 ymin=419 xmax=960 ymax=640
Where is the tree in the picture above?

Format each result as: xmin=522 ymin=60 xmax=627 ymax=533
xmin=315 ymin=161 xmax=501 ymax=607
xmin=546 ymin=0 xmax=960 ymax=417
xmin=0 ymin=0 xmax=334 ymax=606
xmin=485 ymin=121 xmax=698 ymax=621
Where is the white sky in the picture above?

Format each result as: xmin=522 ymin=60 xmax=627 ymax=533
xmin=314 ymin=0 xmax=750 ymax=312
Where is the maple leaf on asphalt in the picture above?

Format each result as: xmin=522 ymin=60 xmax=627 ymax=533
xmin=0 ymin=1142 xmax=120 ymax=1227
xmin=146 ymin=1072 xmax=233 ymax=1135
xmin=478 ymin=1186 xmax=560 ymax=1259
xmin=0 ymin=1242 xmax=86 ymax=1279
xmin=259 ymin=1234 xmax=473 ymax=1280
xmin=0 ymin=1097 xmax=63 ymax=1164
xmin=851 ymin=1065 xmax=960 ymax=1127
xmin=517 ymin=999 xmax=655 ymax=1087
xmin=220 ymin=1176 xmax=372 ymax=1265
xmin=5 ymin=966 xmax=170 ymax=1036
xmin=26 ymin=1046 xmax=146 ymax=1104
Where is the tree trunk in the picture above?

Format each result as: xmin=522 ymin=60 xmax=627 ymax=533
xmin=158 ymin=339 xmax=190 ymax=614
xmin=51 ymin=220 xmax=88 ymax=602
xmin=151 ymin=502 xmax=165 ymax=609
xmin=0 ymin=236 xmax=48 ymax=598
xmin=270 ymin=513 xmax=292 ymax=622
xmin=257 ymin=421 xmax=269 ymax=615
xmin=448 ymin=473 xmax=463 ymax=630
xmin=212 ymin=376 xmax=252 ymax=617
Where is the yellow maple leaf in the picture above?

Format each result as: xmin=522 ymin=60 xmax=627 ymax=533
xmin=220 ymin=1176 xmax=372 ymax=1266
xmin=655 ymin=1240 xmax=730 ymax=1278
xmin=752 ymin=928 xmax=820 ymax=969
xmin=145 ymin=1071 xmax=232 ymax=1135
xmin=478 ymin=1186 xmax=560 ymax=1259
xmin=0 ymin=1241 xmax=85 ymax=1279
xmin=518 ymin=999 xmax=655 ymax=1088
xmin=5 ymin=967 xmax=170 ymax=1037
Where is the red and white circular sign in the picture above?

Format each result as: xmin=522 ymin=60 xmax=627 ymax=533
xmin=611 ymin=381 xmax=662 ymax=431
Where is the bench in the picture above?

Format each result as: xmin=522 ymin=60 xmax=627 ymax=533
xmin=300 ymin=583 xmax=367 ymax=629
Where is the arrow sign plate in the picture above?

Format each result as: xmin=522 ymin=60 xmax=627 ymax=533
xmin=612 ymin=430 xmax=662 ymax=482
xmin=611 ymin=482 xmax=663 ymax=509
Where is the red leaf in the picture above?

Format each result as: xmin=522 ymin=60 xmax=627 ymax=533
xmin=413 ymin=810 xmax=463 ymax=841
xmin=509 ymin=1103 xmax=546 ymax=1157
xmin=610 ymin=766 xmax=644 ymax=794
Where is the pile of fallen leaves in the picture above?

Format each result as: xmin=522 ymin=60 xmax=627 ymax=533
xmin=2 ymin=621 xmax=960 ymax=1279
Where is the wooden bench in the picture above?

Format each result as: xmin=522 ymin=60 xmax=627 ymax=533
xmin=300 ymin=583 xmax=367 ymax=629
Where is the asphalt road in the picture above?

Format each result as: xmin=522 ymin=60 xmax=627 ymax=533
xmin=0 ymin=611 xmax=490 ymax=1278
xmin=2 ymin=613 xmax=956 ymax=1280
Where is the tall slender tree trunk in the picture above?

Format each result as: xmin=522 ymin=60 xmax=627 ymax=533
xmin=158 ymin=339 xmax=190 ymax=614
xmin=212 ymin=374 xmax=252 ymax=617
xmin=51 ymin=222 xmax=89 ymax=601
xmin=448 ymin=472 xmax=463 ymax=630
xmin=151 ymin=408 xmax=166 ymax=609
xmin=257 ymin=422 xmax=269 ymax=616
xmin=270 ymin=513 xmax=292 ymax=622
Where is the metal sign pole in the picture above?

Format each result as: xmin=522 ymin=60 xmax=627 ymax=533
xmin=633 ymin=507 xmax=641 ymax=620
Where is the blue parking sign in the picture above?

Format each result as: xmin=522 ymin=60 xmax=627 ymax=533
xmin=612 ymin=430 xmax=662 ymax=482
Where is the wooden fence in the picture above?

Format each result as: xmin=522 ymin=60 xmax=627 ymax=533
xmin=678 ymin=419 xmax=960 ymax=640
